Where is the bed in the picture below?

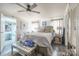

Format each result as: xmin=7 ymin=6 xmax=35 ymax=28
xmin=22 ymin=32 xmax=54 ymax=56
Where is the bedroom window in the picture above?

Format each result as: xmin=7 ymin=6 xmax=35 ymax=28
xmin=31 ymin=22 xmax=39 ymax=32
xmin=51 ymin=19 xmax=63 ymax=35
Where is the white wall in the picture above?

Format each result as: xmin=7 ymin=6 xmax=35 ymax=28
xmin=16 ymin=19 xmax=28 ymax=40
xmin=0 ymin=13 xmax=6 ymax=53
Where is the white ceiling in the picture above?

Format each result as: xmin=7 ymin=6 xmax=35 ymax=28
xmin=0 ymin=3 xmax=67 ymax=22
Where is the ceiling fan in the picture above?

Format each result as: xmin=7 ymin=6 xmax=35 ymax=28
xmin=16 ymin=3 xmax=40 ymax=14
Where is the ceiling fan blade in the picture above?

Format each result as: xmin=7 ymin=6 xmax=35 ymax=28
xmin=31 ymin=10 xmax=40 ymax=14
xmin=16 ymin=3 xmax=27 ymax=9
xmin=30 ymin=3 xmax=37 ymax=9
xmin=18 ymin=10 xmax=25 ymax=12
